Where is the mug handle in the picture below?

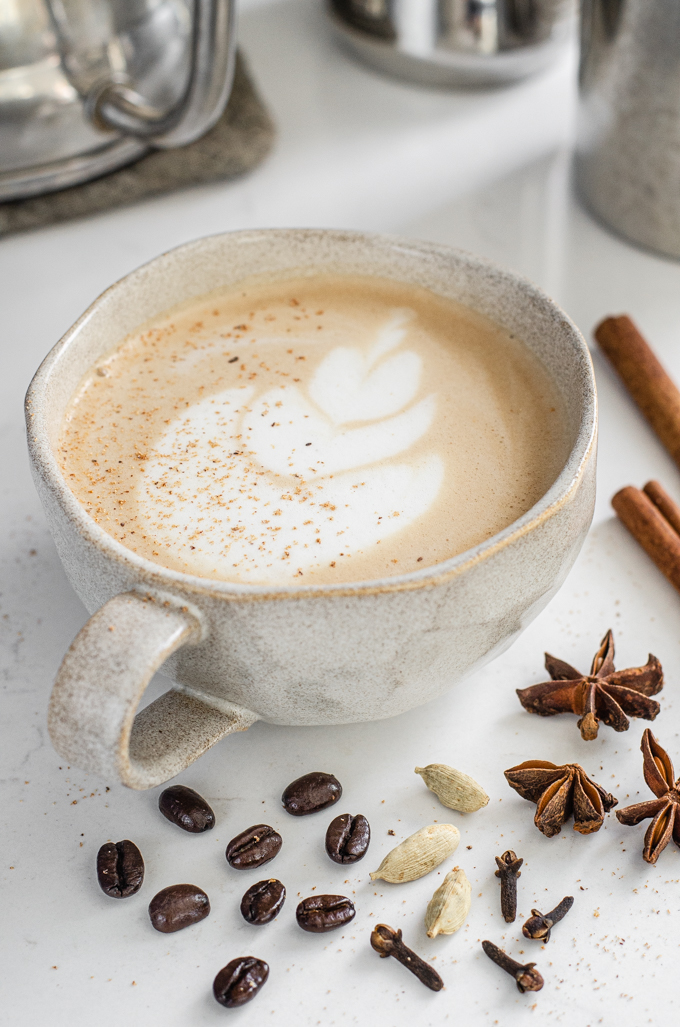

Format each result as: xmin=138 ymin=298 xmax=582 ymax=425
xmin=48 ymin=592 xmax=258 ymax=790
xmin=87 ymin=0 xmax=236 ymax=148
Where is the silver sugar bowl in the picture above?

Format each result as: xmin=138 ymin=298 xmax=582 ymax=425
xmin=327 ymin=0 xmax=575 ymax=88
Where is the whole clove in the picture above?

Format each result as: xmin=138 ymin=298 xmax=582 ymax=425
xmin=481 ymin=940 xmax=544 ymax=993
xmin=494 ymin=850 xmax=523 ymax=923
xmin=370 ymin=924 xmax=443 ymax=992
xmin=522 ymin=895 xmax=574 ymax=942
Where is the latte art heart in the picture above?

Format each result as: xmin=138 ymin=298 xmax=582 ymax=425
xmin=59 ymin=274 xmax=569 ymax=585
xmin=139 ymin=308 xmax=444 ymax=582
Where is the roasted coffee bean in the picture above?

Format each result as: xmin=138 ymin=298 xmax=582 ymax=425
xmin=226 ymin=825 xmax=282 ymax=870
xmin=213 ymin=957 xmax=269 ymax=1007
xmin=158 ymin=784 xmax=215 ymax=833
xmin=148 ymin=884 xmax=210 ymax=933
xmin=281 ymin=772 xmax=342 ymax=816
xmin=240 ymin=879 xmax=286 ymax=925
xmin=296 ymin=894 xmax=356 ymax=933
xmin=325 ymin=813 xmax=370 ymax=864
xmin=96 ymin=839 xmax=144 ymax=898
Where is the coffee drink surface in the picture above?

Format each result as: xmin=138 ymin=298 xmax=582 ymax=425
xmin=59 ymin=274 xmax=569 ymax=586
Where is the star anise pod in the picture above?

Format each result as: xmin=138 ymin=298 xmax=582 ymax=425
xmin=504 ymin=760 xmax=618 ymax=837
xmin=616 ymin=729 xmax=680 ymax=863
xmin=516 ymin=630 xmax=663 ymax=740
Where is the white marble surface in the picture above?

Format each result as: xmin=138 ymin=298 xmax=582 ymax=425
xmin=2 ymin=2 xmax=680 ymax=1024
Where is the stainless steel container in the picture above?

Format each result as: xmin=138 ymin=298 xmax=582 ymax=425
xmin=0 ymin=0 xmax=235 ymax=201
xmin=327 ymin=0 xmax=575 ymax=87
xmin=576 ymin=0 xmax=680 ymax=260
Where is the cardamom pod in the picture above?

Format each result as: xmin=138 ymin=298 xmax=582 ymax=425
xmin=369 ymin=824 xmax=460 ymax=884
xmin=415 ymin=763 xmax=489 ymax=813
xmin=424 ymin=866 xmax=471 ymax=937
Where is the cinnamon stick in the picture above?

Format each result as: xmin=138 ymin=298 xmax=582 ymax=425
xmin=612 ymin=485 xmax=680 ymax=593
xmin=595 ymin=316 xmax=680 ymax=470
xmin=643 ymin=480 xmax=680 ymax=537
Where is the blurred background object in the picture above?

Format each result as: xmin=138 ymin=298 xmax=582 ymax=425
xmin=0 ymin=0 xmax=236 ymax=200
xmin=576 ymin=0 xmax=680 ymax=260
xmin=0 ymin=50 xmax=274 ymax=236
xmin=326 ymin=0 xmax=575 ymax=87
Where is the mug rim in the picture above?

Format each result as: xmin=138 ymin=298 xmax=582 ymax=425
xmin=25 ymin=228 xmax=597 ymax=601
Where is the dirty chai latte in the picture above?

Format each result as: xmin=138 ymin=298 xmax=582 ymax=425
xmin=59 ymin=274 xmax=569 ymax=586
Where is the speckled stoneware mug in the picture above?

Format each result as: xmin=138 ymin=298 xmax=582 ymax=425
xmin=26 ymin=230 xmax=597 ymax=789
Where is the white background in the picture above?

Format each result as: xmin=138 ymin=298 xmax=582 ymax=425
xmin=2 ymin=2 xmax=680 ymax=1024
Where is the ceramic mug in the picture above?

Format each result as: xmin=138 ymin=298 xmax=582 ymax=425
xmin=25 ymin=230 xmax=597 ymax=790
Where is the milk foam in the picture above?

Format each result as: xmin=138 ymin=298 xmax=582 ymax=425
xmin=59 ymin=273 xmax=570 ymax=586
xmin=140 ymin=309 xmax=444 ymax=582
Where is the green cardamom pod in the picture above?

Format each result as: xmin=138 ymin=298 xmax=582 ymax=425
xmin=415 ymin=763 xmax=489 ymax=812
xmin=369 ymin=824 xmax=460 ymax=883
xmin=425 ymin=866 xmax=471 ymax=937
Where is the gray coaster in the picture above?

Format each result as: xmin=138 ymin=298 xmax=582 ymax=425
xmin=0 ymin=52 xmax=275 ymax=237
